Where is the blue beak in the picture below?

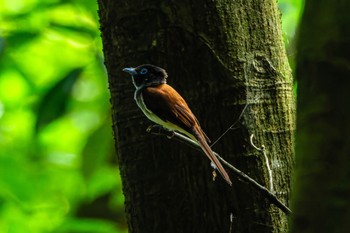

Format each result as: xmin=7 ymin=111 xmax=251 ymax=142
xmin=123 ymin=67 xmax=137 ymax=76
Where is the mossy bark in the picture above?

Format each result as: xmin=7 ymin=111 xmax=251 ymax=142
xmin=98 ymin=0 xmax=294 ymax=232
xmin=290 ymin=0 xmax=350 ymax=232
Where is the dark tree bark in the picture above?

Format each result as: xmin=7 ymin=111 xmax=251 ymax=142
xmin=290 ymin=0 xmax=350 ymax=232
xmin=98 ymin=0 xmax=294 ymax=232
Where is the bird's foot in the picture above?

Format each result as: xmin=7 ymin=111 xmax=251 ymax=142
xmin=146 ymin=125 xmax=158 ymax=133
xmin=146 ymin=125 xmax=175 ymax=139
xmin=212 ymin=170 xmax=217 ymax=181
xmin=166 ymin=130 xmax=175 ymax=139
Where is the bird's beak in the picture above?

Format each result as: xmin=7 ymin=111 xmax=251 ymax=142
xmin=123 ymin=67 xmax=137 ymax=76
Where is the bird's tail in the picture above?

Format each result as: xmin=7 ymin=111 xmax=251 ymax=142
xmin=192 ymin=127 xmax=232 ymax=186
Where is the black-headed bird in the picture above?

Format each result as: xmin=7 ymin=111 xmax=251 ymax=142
xmin=123 ymin=64 xmax=232 ymax=186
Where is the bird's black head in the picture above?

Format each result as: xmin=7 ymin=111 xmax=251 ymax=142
xmin=123 ymin=64 xmax=167 ymax=89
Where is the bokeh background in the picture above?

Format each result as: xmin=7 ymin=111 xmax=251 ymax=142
xmin=0 ymin=0 xmax=302 ymax=232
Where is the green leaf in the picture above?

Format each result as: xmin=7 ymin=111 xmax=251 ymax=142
xmin=0 ymin=37 xmax=6 ymax=58
xmin=56 ymin=218 xmax=122 ymax=233
xmin=81 ymin=120 xmax=115 ymax=179
xmin=5 ymin=31 xmax=40 ymax=48
xmin=35 ymin=67 xmax=83 ymax=132
xmin=50 ymin=22 xmax=97 ymax=38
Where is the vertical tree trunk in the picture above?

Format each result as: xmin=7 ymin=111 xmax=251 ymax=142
xmin=98 ymin=0 xmax=294 ymax=232
xmin=290 ymin=0 xmax=350 ymax=232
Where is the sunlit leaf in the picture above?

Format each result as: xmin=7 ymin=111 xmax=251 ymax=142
xmin=0 ymin=69 xmax=30 ymax=104
xmin=35 ymin=67 xmax=83 ymax=132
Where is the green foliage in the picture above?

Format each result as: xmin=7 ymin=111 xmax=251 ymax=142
xmin=279 ymin=0 xmax=304 ymax=41
xmin=278 ymin=0 xmax=304 ymax=70
xmin=0 ymin=0 xmax=126 ymax=232
xmin=36 ymin=67 xmax=83 ymax=132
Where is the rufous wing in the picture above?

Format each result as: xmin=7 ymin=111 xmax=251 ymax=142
xmin=142 ymin=84 xmax=232 ymax=185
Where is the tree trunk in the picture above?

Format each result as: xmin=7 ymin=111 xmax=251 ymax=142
xmin=290 ymin=0 xmax=350 ymax=232
xmin=98 ymin=0 xmax=294 ymax=232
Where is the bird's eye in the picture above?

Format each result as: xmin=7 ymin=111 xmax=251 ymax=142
xmin=140 ymin=68 xmax=148 ymax=75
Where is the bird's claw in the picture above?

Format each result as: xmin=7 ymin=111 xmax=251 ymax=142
xmin=212 ymin=170 xmax=217 ymax=181
xmin=146 ymin=125 xmax=157 ymax=133
xmin=166 ymin=130 xmax=175 ymax=139
xmin=147 ymin=125 xmax=175 ymax=139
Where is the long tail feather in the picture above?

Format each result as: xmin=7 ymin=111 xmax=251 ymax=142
xmin=192 ymin=127 xmax=232 ymax=186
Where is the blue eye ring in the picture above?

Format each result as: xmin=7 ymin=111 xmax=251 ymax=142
xmin=140 ymin=68 xmax=148 ymax=75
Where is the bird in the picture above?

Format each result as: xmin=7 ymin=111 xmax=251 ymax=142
xmin=123 ymin=64 xmax=232 ymax=186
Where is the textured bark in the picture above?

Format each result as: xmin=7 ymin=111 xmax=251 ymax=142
xmin=98 ymin=0 xmax=294 ymax=232
xmin=290 ymin=0 xmax=350 ymax=232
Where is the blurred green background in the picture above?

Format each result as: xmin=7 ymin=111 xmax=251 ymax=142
xmin=0 ymin=0 xmax=302 ymax=232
